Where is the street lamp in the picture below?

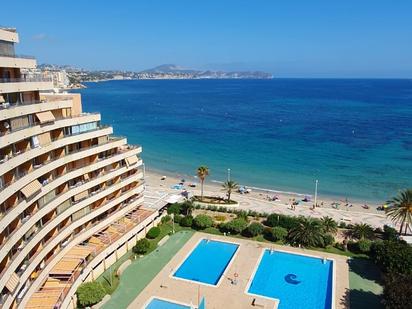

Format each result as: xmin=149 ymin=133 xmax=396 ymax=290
xmin=314 ymin=179 xmax=319 ymax=208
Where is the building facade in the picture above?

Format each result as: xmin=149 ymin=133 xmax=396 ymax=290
xmin=0 ymin=27 xmax=161 ymax=309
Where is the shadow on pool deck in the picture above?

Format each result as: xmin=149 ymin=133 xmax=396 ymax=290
xmin=102 ymin=230 xmax=194 ymax=309
xmin=348 ymin=257 xmax=383 ymax=309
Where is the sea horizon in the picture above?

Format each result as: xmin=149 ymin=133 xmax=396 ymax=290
xmin=76 ymin=78 xmax=412 ymax=204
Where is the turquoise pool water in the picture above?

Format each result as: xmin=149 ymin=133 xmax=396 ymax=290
xmin=145 ymin=298 xmax=191 ymax=309
xmin=173 ymin=239 xmax=238 ymax=285
xmin=248 ymin=250 xmax=333 ymax=309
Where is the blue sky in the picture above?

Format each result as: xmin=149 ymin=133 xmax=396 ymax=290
xmin=2 ymin=1 xmax=412 ymax=77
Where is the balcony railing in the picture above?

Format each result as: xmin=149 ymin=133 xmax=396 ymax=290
xmin=0 ymin=53 xmax=35 ymax=59
xmin=0 ymin=97 xmax=71 ymax=111
xmin=0 ymin=112 xmax=100 ymax=137
xmin=0 ymin=125 xmax=111 ymax=171
xmin=0 ymin=135 xmax=126 ymax=192
xmin=0 ymin=186 xmax=144 ymax=298
xmin=0 ymin=146 xmax=140 ymax=229
xmin=15 ymin=194 xmax=147 ymax=307
xmin=0 ymin=76 xmax=52 ymax=83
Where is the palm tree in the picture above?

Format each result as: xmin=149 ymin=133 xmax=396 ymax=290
xmin=222 ymin=180 xmax=239 ymax=202
xmin=386 ymin=189 xmax=412 ymax=235
xmin=351 ymin=223 xmax=374 ymax=240
xmin=288 ymin=218 xmax=325 ymax=248
xmin=320 ymin=216 xmax=338 ymax=234
xmin=196 ymin=166 xmax=209 ymax=201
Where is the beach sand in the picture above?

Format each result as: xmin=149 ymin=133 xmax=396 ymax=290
xmin=145 ymin=168 xmax=382 ymax=214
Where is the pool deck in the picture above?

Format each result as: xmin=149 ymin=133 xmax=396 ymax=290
xmin=128 ymin=232 xmax=350 ymax=309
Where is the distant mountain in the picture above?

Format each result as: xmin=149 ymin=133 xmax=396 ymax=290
xmin=138 ymin=64 xmax=273 ymax=79
xmin=141 ymin=64 xmax=197 ymax=74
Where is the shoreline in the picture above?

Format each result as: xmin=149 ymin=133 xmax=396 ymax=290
xmin=145 ymin=167 xmax=384 ymax=216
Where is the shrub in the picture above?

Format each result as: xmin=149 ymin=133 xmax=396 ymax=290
xmin=173 ymin=214 xmax=183 ymax=224
xmin=180 ymin=201 xmax=195 ymax=215
xmin=167 ymin=203 xmax=182 ymax=215
xmin=357 ymin=239 xmax=372 ymax=253
xmin=270 ymin=226 xmax=288 ymax=242
xmin=323 ymin=234 xmax=335 ymax=247
xmin=265 ymin=214 xmax=301 ymax=230
xmin=133 ymin=238 xmax=150 ymax=254
xmin=193 ymin=214 xmax=213 ymax=229
xmin=161 ymin=215 xmax=172 ymax=224
xmin=77 ymin=281 xmax=106 ymax=307
xmin=146 ymin=227 xmax=160 ymax=239
xmin=180 ymin=215 xmax=193 ymax=227
xmin=370 ymin=240 xmax=412 ymax=274
xmin=382 ymin=272 xmax=412 ymax=309
xmin=383 ymin=225 xmax=398 ymax=241
xmin=339 ymin=222 xmax=347 ymax=228
xmin=235 ymin=210 xmax=249 ymax=221
xmin=244 ymin=222 xmax=264 ymax=237
xmin=224 ymin=218 xmax=248 ymax=234
xmin=214 ymin=215 xmax=226 ymax=222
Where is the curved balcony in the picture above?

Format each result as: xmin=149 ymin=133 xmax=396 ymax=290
xmin=0 ymin=176 xmax=144 ymax=293
xmin=0 ymin=98 xmax=72 ymax=121
xmin=9 ymin=194 xmax=145 ymax=309
xmin=0 ymin=54 xmax=36 ymax=69
xmin=0 ymin=147 xmax=142 ymax=234
xmin=0 ymin=137 xmax=128 ymax=204
xmin=0 ymin=76 xmax=53 ymax=94
xmin=0 ymin=126 xmax=112 ymax=178
xmin=47 ymin=208 xmax=157 ymax=309
xmin=0 ymin=112 xmax=101 ymax=149
xmin=0 ymin=165 xmax=143 ymax=266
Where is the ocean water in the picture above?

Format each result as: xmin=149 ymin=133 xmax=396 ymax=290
xmin=77 ymin=79 xmax=412 ymax=202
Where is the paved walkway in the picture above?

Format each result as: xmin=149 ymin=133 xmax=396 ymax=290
xmin=130 ymin=233 xmax=350 ymax=309
xmin=102 ymin=230 xmax=194 ymax=309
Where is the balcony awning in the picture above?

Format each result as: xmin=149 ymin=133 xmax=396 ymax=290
xmin=21 ymin=179 xmax=42 ymax=199
xmin=125 ymin=155 xmax=139 ymax=167
xmin=37 ymin=132 xmax=51 ymax=146
xmin=5 ymin=272 xmax=20 ymax=293
xmin=73 ymin=190 xmax=88 ymax=202
xmin=35 ymin=111 xmax=55 ymax=124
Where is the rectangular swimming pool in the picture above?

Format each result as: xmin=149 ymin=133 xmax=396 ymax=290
xmin=145 ymin=298 xmax=191 ymax=309
xmin=248 ymin=250 xmax=334 ymax=309
xmin=173 ymin=239 xmax=239 ymax=286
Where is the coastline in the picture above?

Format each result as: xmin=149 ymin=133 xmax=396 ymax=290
xmin=145 ymin=167 xmax=383 ymax=216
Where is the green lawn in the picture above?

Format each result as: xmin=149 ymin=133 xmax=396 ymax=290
xmin=348 ymin=257 xmax=383 ymax=309
xmin=101 ymin=230 xmax=194 ymax=309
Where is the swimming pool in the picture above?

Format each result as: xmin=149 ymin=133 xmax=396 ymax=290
xmin=247 ymin=250 xmax=334 ymax=309
xmin=145 ymin=298 xmax=191 ymax=309
xmin=173 ymin=239 xmax=239 ymax=286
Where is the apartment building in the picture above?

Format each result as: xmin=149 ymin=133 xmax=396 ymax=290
xmin=0 ymin=27 xmax=162 ymax=309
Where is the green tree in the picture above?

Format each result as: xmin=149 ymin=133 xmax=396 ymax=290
xmin=370 ymin=240 xmax=412 ymax=274
xmin=193 ymin=214 xmax=213 ymax=229
xmin=320 ymin=216 xmax=338 ymax=234
xmin=221 ymin=180 xmax=239 ymax=202
xmin=180 ymin=201 xmax=195 ymax=215
xmin=224 ymin=218 xmax=248 ymax=234
xmin=197 ymin=166 xmax=209 ymax=201
xmin=351 ymin=223 xmax=374 ymax=240
xmin=386 ymin=189 xmax=412 ymax=235
xmin=146 ymin=226 xmax=160 ymax=239
xmin=382 ymin=273 xmax=412 ymax=309
xmin=133 ymin=238 xmax=150 ymax=254
xmin=265 ymin=214 xmax=301 ymax=230
xmin=245 ymin=222 xmax=264 ymax=237
xmin=167 ymin=203 xmax=182 ymax=215
xmin=180 ymin=215 xmax=193 ymax=227
xmin=76 ymin=282 xmax=106 ymax=307
xmin=288 ymin=218 xmax=325 ymax=247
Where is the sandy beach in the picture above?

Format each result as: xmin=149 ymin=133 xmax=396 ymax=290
xmin=144 ymin=168 xmax=392 ymax=229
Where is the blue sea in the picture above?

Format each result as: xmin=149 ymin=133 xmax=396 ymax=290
xmin=76 ymin=79 xmax=412 ymax=202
